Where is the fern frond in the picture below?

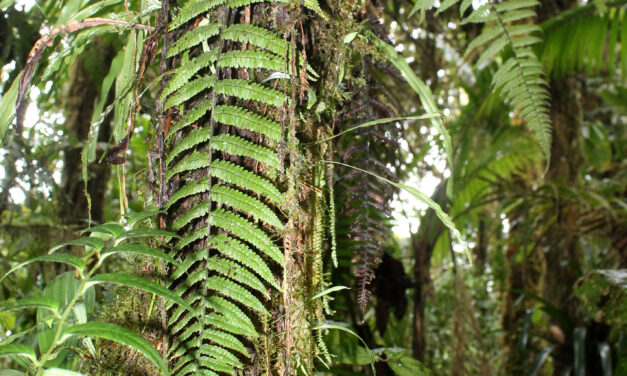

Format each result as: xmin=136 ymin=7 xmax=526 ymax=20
xmin=169 ymin=0 xmax=226 ymax=31
xmin=164 ymin=75 xmax=214 ymax=111
xmin=210 ymin=233 xmax=280 ymax=290
xmin=166 ymin=127 xmax=213 ymax=165
xmin=166 ymin=101 xmax=214 ymax=140
xmin=210 ymin=184 xmax=284 ymax=229
xmin=210 ymin=134 xmax=280 ymax=169
xmin=206 ymin=295 xmax=257 ymax=336
xmin=172 ymin=203 xmax=209 ymax=231
xmin=206 ymin=312 xmax=254 ymax=337
xmin=539 ymin=3 xmax=626 ymax=78
xmin=202 ymin=327 xmax=249 ymax=356
xmin=198 ymin=356 xmax=235 ymax=373
xmin=215 ymin=79 xmax=287 ymax=107
xmin=205 ymin=276 xmax=268 ymax=315
xmin=162 ymin=0 xmax=297 ymax=372
xmin=222 ymin=24 xmax=287 ymax=56
xmin=207 ymin=256 xmax=268 ymax=297
xmin=161 ymin=52 xmax=218 ymax=100
xmin=167 ymin=23 xmax=221 ymax=58
xmin=209 ymin=209 xmax=283 ymax=266
xmin=463 ymin=0 xmax=552 ymax=162
xmin=217 ymin=50 xmax=287 ymax=72
xmin=167 ymin=151 xmax=211 ymax=180
xmin=214 ymin=105 xmax=282 ymax=142
xmin=210 ymin=160 xmax=282 ymax=203
xmin=201 ymin=345 xmax=242 ymax=367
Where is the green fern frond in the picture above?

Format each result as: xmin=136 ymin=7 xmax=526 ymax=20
xmin=206 ymin=295 xmax=258 ymax=336
xmin=203 ymin=327 xmax=250 ymax=356
xmin=164 ymin=75 xmax=214 ymax=111
xmin=166 ymin=101 xmax=214 ymax=140
xmin=210 ymin=209 xmax=283 ymax=266
xmin=173 ymin=229 xmax=280 ymax=290
xmin=210 ymin=234 xmax=280 ymax=290
xmin=169 ymin=0 xmax=226 ymax=31
xmin=172 ymin=203 xmax=209 ymax=231
xmin=210 ymin=184 xmax=284 ymax=229
xmin=167 ymin=23 xmax=221 ymax=58
xmin=205 ymin=312 xmax=254 ymax=337
xmin=210 ymin=134 xmax=280 ymax=169
xmin=207 ymin=256 xmax=268 ymax=297
xmin=201 ymin=345 xmax=242 ymax=367
xmin=166 ymin=127 xmax=213 ymax=165
xmin=215 ymin=79 xmax=287 ymax=107
xmin=161 ymin=52 xmax=218 ymax=100
xmin=162 ymin=0 xmax=299 ymax=373
xmin=303 ymin=0 xmax=325 ymax=17
xmin=463 ymin=0 xmax=552 ymax=162
xmin=167 ymin=178 xmax=211 ymax=209
xmin=217 ymin=50 xmax=287 ymax=72
xmin=210 ymin=160 xmax=283 ymax=203
xmin=213 ymin=105 xmax=282 ymax=142
xmin=167 ymin=151 xmax=211 ymax=180
xmin=198 ymin=358 xmax=235 ymax=374
xmin=222 ymin=24 xmax=287 ymax=56
xmin=539 ymin=3 xmax=626 ymax=78
xmin=205 ymin=276 xmax=269 ymax=315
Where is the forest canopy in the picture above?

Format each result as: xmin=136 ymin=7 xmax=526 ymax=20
xmin=0 ymin=0 xmax=625 ymax=375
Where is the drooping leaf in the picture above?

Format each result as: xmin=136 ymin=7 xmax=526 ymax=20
xmin=62 ymin=323 xmax=168 ymax=375
xmin=87 ymin=273 xmax=192 ymax=311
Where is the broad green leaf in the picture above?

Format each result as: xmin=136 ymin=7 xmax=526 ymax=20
xmin=80 ymin=223 xmax=124 ymax=238
xmin=311 ymin=286 xmax=349 ymax=301
xmin=386 ymin=351 xmax=432 ymax=376
xmin=343 ymin=32 xmax=359 ymax=44
xmin=0 ymin=0 xmax=16 ymax=9
xmin=62 ymin=322 xmax=167 ymax=375
xmin=0 ymin=297 xmax=60 ymax=316
xmin=49 ymin=237 xmax=105 ymax=253
xmin=116 ymin=228 xmax=180 ymax=241
xmin=0 ymin=344 xmax=37 ymax=362
xmin=0 ymin=254 xmax=86 ymax=282
xmin=102 ymin=244 xmax=178 ymax=265
xmin=124 ymin=210 xmax=164 ymax=228
xmin=72 ymin=0 xmax=123 ymax=22
xmin=55 ymin=0 xmax=83 ymax=25
xmin=87 ymin=273 xmax=192 ymax=311
xmin=0 ymin=370 xmax=25 ymax=376
xmin=0 ymin=72 xmax=21 ymax=142
xmin=37 ymin=272 xmax=95 ymax=366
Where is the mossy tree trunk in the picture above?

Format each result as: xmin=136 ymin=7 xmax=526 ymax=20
xmin=155 ymin=1 xmax=370 ymax=375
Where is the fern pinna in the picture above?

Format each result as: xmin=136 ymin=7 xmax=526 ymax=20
xmin=337 ymin=77 xmax=399 ymax=314
xmin=159 ymin=1 xmax=301 ymax=374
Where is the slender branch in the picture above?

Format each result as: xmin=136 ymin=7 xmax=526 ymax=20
xmin=15 ymin=18 xmax=155 ymax=135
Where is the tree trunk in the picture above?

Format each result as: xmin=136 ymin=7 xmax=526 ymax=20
xmin=58 ymin=40 xmax=116 ymax=226
xmin=411 ymin=182 xmax=446 ymax=361
xmin=157 ymin=2 xmax=365 ymax=374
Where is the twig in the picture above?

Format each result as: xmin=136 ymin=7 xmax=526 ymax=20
xmin=15 ymin=18 xmax=154 ymax=135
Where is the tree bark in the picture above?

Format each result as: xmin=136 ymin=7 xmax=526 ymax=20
xmin=411 ymin=182 xmax=447 ymax=361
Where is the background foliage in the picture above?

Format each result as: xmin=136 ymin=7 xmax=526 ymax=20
xmin=0 ymin=0 xmax=625 ymax=375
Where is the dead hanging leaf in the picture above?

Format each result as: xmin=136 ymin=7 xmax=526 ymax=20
xmin=15 ymin=18 xmax=154 ymax=136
